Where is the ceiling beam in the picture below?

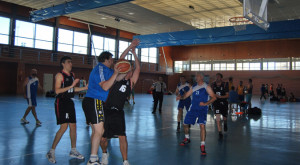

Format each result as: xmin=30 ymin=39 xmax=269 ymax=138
xmin=30 ymin=0 xmax=133 ymax=22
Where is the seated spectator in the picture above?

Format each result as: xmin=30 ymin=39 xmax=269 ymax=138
xmin=289 ymin=92 xmax=296 ymax=102
xmin=229 ymin=86 xmax=240 ymax=112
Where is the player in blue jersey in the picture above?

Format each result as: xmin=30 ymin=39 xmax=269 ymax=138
xmin=21 ymin=69 xmax=43 ymax=126
xmin=175 ymin=76 xmax=191 ymax=132
xmin=82 ymin=39 xmax=139 ymax=165
xmin=177 ymin=72 xmax=216 ymax=155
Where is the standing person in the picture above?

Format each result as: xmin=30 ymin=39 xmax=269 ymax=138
xmin=100 ymin=48 xmax=140 ymax=165
xmin=237 ymin=81 xmax=245 ymax=102
xmin=265 ymin=84 xmax=269 ymax=97
xmin=82 ymin=39 xmax=139 ymax=165
xmin=21 ymin=69 xmax=43 ymax=126
xmin=245 ymin=79 xmax=253 ymax=109
xmin=79 ymin=77 xmax=87 ymax=98
xmin=175 ymin=76 xmax=191 ymax=132
xmin=211 ymin=73 xmax=229 ymax=139
xmin=151 ymin=77 xmax=167 ymax=114
xmin=228 ymin=77 xmax=233 ymax=91
xmin=260 ymin=84 xmax=266 ymax=100
xmin=177 ymin=72 xmax=216 ymax=156
xmin=46 ymin=56 xmax=88 ymax=164
xmin=276 ymin=84 xmax=282 ymax=98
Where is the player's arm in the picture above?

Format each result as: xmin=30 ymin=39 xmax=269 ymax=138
xmin=119 ymin=39 xmax=140 ymax=59
xmin=99 ymin=66 xmax=120 ymax=91
xmin=55 ymin=73 xmax=79 ymax=94
xmin=175 ymin=87 xmax=179 ymax=96
xmin=177 ymin=88 xmax=193 ymax=101
xmin=23 ymin=77 xmax=29 ymax=98
xmin=129 ymin=48 xmax=140 ymax=88
xmin=74 ymin=84 xmax=88 ymax=92
xmin=200 ymin=86 xmax=217 ymax=106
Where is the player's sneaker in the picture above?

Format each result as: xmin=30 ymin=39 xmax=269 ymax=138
xmin=123 ymin=160 xmax=130 ymax=165
xmin=69 ymin=150 xmax=84 ymax=159
xmin=46 ymin=150 xmax=56 ymax=163
xmin=180 ymin=138 xmax=190 ymax=146
xmin=36 ymin=120 xmax=42 ymax=126
xmin=21 ymin=118 xmax=29 ymax=124
xmin=201 ymin=145 xmax=207 ymax=155
xmin=100 ymin=153 xmax=109 ymax=165
xmin=87 ymin=160 xmax=100 ymax=165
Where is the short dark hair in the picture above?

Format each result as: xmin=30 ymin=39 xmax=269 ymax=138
xmin=229 ymin=77 xmax=233 ymax=81
xmin=216 ymin=73 xmax=223 ymax=78
xmin=98 ymin=51 xmax=113 ymax=62
xmin=60 ymin=56 xmax=72 ymax=66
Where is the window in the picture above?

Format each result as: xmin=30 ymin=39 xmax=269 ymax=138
xmin=91 ymin=35 xmax=116 ymax=57
xmin=213 ymin=60 xmax=235 ymax=71
xmin=191 ymin=61 xmax=211 ymax=71
xmin=141 ymin=47 xmax=158 ymax=63
xmin=118 ymin=40 xmax=137 ymax=61
xmin=236 ymin=59 xmax=261 ymax=70
xmin=58 ymin=28 xmax=88 ymax=54
xmin=292 ymin=58 xmax=300 ymax=70
xmin=263 ymin=58 xmax=290 ymax=70
xmin=0 ymin=16 xmax=10 ymax=45
xmin=15 ymin=20 xmax=53 ymax=50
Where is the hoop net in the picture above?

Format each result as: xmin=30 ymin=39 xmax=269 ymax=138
xmin=229 ymin=17 xmax=251 ymax=32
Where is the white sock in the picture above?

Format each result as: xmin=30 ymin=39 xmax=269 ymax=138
xmin=71 ymin=148 xmax=76 ymax=152
xmin=50 ymin=149 xmax=55 ymax=153
xmin=185 ymin=134 xmax=190 ymax=139
xmin=201 ymin=141 xmax=205 ymax=146
xmin=90 ymin=155 xmax=98 ymax=162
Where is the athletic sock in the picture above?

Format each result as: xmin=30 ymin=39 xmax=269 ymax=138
xmin=71 ymin=148 xmax=77 ymax=152
xmin=185 ymin=134 xmax=190 ymax=139
xmin=89 ymin=155 xmax=98 ymax=162
xmin=201 ymin=141 xmax=205 ymax=146
xmin=50 ymin=149 xmax=55 ymax=153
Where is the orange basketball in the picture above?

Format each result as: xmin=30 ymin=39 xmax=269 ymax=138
xmin=115 ymin=59 xmax=131 ymax=73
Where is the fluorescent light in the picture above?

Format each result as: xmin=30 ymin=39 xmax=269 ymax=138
xmin=97 ymin=11 xmax=135 ymax=24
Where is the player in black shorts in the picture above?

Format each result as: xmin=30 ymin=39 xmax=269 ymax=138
xmin=46 ymin=56 xmax=88 ymax=164
xmin=211 ymin=73 xmax=229 ymax=139
xmin=99 ymin=47 xmax=140 ymax=165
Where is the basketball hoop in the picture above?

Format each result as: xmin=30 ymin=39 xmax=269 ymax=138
xmin=229 ymin=17 xmax=251 ymax=32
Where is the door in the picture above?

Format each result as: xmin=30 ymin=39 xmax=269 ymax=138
xmin=43 ymin=73 xmax=53 ymax=93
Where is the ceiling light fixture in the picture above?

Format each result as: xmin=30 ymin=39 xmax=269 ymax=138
xmin=97 ymin=11 xmax=135 ymax=24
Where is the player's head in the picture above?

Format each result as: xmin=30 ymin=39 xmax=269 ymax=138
xmin=229 ymin=77 xmax=233 ymax=82
xmin=180 ymin=76 xmax=186 ymax=84
xmin=216 ymin=73 xmax=223 ymax=81
xmin=60 ymin=56 xmax=72 ymax=71
xmin=98 ymin=51 xmax=113 ymax=67
xmin=196 ymin=72 xmax=205 ymax=83
xmin=31 ymin=69 xmax=37 ymax=77
xmin=249 ymin=78 xmax=252 ymax=83
xmin=158 ymin=76 xmax=163 ymax=82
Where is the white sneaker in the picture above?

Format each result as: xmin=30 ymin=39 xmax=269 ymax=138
xmin=46 ymin=150 xmax=56 ymax=163
xmin=123 ymin=160 xmax=130 ymax=165
xmin=100 ymin=153 xmax=109 ymax=165
xmin=87 ymin=160 xmax=100 ymax=165
xmin=69 ymin=150 xmax=85 ymax=159
xmin=21 ymin=118 xmax=29 ymax=124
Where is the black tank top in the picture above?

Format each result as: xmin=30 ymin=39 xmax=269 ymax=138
xmin=105 ymin=79 xmax=131 ymax=110
xmin=56 ymin=71 xmax=75 ymax=98
xmin=212 ymin=81 xmax=229 ymax=103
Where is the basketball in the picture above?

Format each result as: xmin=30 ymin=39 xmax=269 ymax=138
xmin=115 ymin=59 xmax=131 ymax=73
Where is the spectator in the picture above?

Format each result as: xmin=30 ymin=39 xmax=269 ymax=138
xmin=229 ymin=86 xmax=240 ymax=112
xmin=260 ymin=84 xmax=266 ymax=100
xmin=237 ymin=81 xmax=245 ymax=102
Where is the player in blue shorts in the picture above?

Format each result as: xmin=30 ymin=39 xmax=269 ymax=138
xmin=21 ymin=69 xmax=43 ymax=126
xmin=175 ymin=76 xmax=191 ymax=132
xmin=177 ymin=72 xmax=216 ymax=155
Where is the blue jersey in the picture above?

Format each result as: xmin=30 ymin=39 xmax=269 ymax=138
xmin=86 ymin=63 xmax=114 ymax=101
xmin=190 ymin=83 xmax=209 ymax=110
xmin=26 ymin=76 xmax=38 ymax=99
xmin=177 ymin=82 xmax=191 ymax=101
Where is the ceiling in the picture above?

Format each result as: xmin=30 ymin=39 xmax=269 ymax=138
xmin=3 ymin=0 xmax=300 ymax=35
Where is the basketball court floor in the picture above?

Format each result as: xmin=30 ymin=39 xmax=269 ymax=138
xmin=0 ymin=94 xmax=299 ymax=165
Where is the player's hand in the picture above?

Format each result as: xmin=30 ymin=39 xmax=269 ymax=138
xmin=85 ymin=84 xmax=89 ymax=90
xmin=130 ymin=39 xmax=140 ymax=47
xmin=199 ymin=102 xmax=206 ymax=106
xmin=72 ymin=79 xmax=80 ymax=87
xmin=114 ymin=64 xmax=121 ymax=74
xmin=176 ymin=95 xmax=181 ymax=101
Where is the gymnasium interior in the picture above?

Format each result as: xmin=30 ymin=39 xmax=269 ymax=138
xmin=0 ymin=0 xmax=300 ymax=164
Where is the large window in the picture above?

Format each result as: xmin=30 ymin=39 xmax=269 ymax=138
xmin=174 ymin=61 xmax=190 ymax=73
xmin=292 ymin=58 xmax=300 ymax=70
xmin=141 ymin=47 xmax=157 ymax=63
xmin=15 ymin=20 xmax=53 ymax=50
xmin=213 ymin=60 xmax=235 ymax=71
xmin=58 ymin=28 xmax=88 ymax=54
xmin=191 ymin=61 xmax=211 ymax=71
xmin=236 ymin=59 xmax=261 ymax=70
xmin=118 ymin=40 xmax=137 ymax=60
xmin=0 ymin=16 xmax=10 ymax=45
xmin=91 ymin=35 xmax=115 ymax=57
xmin=263 ymin=58 xmax=290 ymax=70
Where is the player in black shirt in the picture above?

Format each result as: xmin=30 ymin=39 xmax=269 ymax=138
xmin=46 ymin=56 xmax=88 ymax=164
xmin=100 ymin=47 xmax=140 ymax=165
xmin=211 ymin=73 xmax=229 ymax=139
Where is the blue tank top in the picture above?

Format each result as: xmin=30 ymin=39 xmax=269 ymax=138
xmin=191 ymin=82 xmax=209 ymax=110
xmin=26 ymin=76 xmax=38 ymax=99
xmin=177 ymin=82 xmax=191 ymax=101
